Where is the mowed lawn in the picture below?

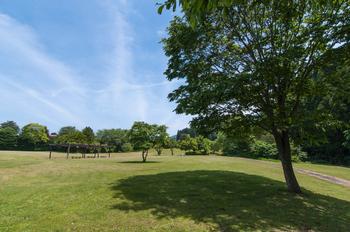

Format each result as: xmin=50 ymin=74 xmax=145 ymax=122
xmin=0 ymin=151 xmax=349 ymax=232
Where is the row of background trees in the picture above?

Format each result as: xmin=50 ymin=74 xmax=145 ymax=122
xmin=0 ymin=120 xmax=215 ymax=162
xmin=0 ymin=121 xmax=164 ymax=153
xmin=1 ymin=120 xmax=349 ymax=165
xmin=0 ymin=121 xmax=49 ymax=151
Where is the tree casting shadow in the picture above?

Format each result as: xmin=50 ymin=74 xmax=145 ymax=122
xmin=111 ymin=170 xmax=350 ymax=231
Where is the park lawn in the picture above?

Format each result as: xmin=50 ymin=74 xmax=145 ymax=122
xmin=0 ymin=151 xmax=349 ymax=232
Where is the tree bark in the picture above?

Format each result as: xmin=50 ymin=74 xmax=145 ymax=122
xmin=142 ymin=150 xmax=148 ymax=162
xmin=273 ymin=130 xmax=302 ymax=193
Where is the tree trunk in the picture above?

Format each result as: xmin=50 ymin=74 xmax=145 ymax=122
xmin=170 ymin=148 xmax=174 ymax=156
xmin=142 ymin=150 xmax=148 ymax=162
xmin=273 ymin=130 xmax=302 ymax=193
xmin=142 ymin=150 xmax=145 ymax=162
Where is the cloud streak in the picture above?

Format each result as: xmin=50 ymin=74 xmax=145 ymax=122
xmin=0 ymin=1 xmax=190 ymax=134
xmin=0 ymin=13 xmax=87 ymax=128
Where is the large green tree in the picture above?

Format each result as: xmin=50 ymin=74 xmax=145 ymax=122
xmin=129 ymin=122 xmax=166 ymax=162
xmin=19 ymin=123 xmax=49 ymax=149
xmin=0 ymin=127 xmax=18 ymax=150
xmin=160 ymin=0 xmax=349 ymax=193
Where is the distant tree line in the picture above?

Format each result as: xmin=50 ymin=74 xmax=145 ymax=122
xmin=0 ymin=121 xmax=177 ymax=162
xmin=1 ymin=120 xmax=349 ymax=165
xmin=0 ymin=121 xmax=49 ymax=151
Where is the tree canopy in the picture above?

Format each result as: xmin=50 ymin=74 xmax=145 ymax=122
xmin=82 ymin=127 xmax=95 ymax=144
xmin=157 ymin=0 xmax=236 ymax=25
xmin=154 ymin=125 xmax=169 ymax=155
xmin=19 ymin=123 xmax=49 ymax=149
xmin=176 ymin=127 xmax=196 ymax=140
xmin=96 ymin=129 xmax=129 ymax=152
xmin=0 ymin=121 xmax=20 ymax=134
xmin=0 ymin=127 xmax=18 ymax=150
xmin=55 ymin=126 xmax=85 ymax=144
xmin=58 ymin=126 xmax=77 ymax=136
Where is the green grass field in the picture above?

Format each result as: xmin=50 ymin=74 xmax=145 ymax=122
xmin=0 ymin=150 xmax=349 ymax=232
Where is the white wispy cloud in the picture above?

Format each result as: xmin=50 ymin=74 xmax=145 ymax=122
xmin=0 ymin=13 xmax=88 ymax=129
xmin=0 ymin=14 xmax=85 ymax=93
xmin=94 ymin=0 xmax=157 ymax=124
xmin=1 ymin=77 xmax=80 ymax=122
xmin=0 ymin=1 xmax=190 ymax=134
xmin=94 ymin=0 xmax=191 ymax=133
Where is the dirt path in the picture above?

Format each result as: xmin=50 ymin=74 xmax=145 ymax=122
xmin=236 ymin=157 xmax=350 ymax=188
xmin=297 ymin=169 xmax=350 ymax=188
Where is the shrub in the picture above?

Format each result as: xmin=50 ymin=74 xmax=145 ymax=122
xmin=251 ymin=140 xmax=278 ymax=159
xmin=121 ymin=143 xmax=133 ymax=152
xmin=185 ymin=151 xmax=202 ymax=155
xmin=196 ymin=136 xmax=212 ymax=155
xmin=179 ymin=135 xmax=198 ymax=152
xmin=222 ymin=136 xmax=252 ymax=156
xmin=291 ymin=145 xmax=308 ymax=162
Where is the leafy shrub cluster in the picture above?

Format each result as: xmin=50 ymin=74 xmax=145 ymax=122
xmin=218 ymin=133 xmax=307 ymax=162
xmin=250 ymin=140 xmax=278 ymax=159
xmin=178 ymin=135 xmax=212 ymax=155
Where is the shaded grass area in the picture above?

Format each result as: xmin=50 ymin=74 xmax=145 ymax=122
xmin=0 ymin=151 xmax=349 ymax=231
xmin=117 ymin=161 xmax=161 ymax=164
xmin=112 ymin=170 xmax=350 ymax=232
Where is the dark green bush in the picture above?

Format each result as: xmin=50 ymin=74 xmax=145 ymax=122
xmin=185 ymin=151 xmax=209 ymax=155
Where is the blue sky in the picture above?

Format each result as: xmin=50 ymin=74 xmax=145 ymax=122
xmin=0 ymin=0 xmax=191 ymax=134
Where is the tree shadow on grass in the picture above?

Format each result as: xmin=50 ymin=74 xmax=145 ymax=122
xmin=117 ymin=161 xmax=161 ymax=164
xmin=111 ymin=170 xmax=350 ymax=231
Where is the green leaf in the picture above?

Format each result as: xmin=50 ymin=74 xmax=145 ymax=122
xmin=158 ymin=5 xmax=164 ymax=14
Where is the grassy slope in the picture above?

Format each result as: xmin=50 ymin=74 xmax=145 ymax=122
xmin=0 ymin=151 xmax=349 ymax=232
